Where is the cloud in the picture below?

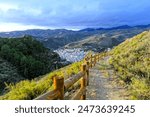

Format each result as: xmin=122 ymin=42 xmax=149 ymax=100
xmin=0 ymin=0 xmax=150 ymax=31
xmin=0 ymin=3 xmax=18 ymax=12
xmin=0 ymin=22 xmax=49 ymax=32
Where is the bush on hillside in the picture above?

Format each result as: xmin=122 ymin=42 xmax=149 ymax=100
xmin=109 ymin=31 xmax=150 ymax=99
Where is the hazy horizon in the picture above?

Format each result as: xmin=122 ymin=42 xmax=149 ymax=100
xmin=1 ymin=23 xmax=150 ymax=33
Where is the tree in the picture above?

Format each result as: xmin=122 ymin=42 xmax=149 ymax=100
xmin=1 ymin=44 xmax=11 ymax=59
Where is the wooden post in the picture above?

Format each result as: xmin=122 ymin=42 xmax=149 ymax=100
xmin=86 ymin=61 xmax=90 ymax=86
xmin=53 ymin=76 xmax=64 ymax=100
xmin=94 ymin=55 xmax=96 ymax=66
xmin=90 ymin=55 xmax=93 ymax=68
xmin=89 ymin=60 xmax=91 ymax=69
xmin=80 ymin=64 xmax=87 ymax=100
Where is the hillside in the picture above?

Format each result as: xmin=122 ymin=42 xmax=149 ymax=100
xmin=0 ymin=36 xmax=63 ymax=94
xmin=65 ymin=26 xmax=150 ymax=52
xmin=109 ymin=31 xmax=150 ymax=99
xmin=0 ymin=58 xmax=24 ymax=95
xmin=0 ymin=60 xmax=83 ymax=100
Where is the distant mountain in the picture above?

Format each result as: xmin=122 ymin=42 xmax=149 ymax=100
xmin=0 ymin=24 xmax=150 ymax=50
xmin=0 ymin=29 xmax=97 ymax=49
xmin=65 ymin=24 xmax=150 ymax=52
xmin=106 ymin=25 xmax=132 ymax=30
xmin=79 ymin=28 xmax=100 ymax=32
xmin=79 ymin=24 xmax=150 ymax=31
xmin=79 ymin=25 xmax=132 ymax=32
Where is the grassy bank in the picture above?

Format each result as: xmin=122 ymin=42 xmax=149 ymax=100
xmin=109 ymin=31 xmax=150 ymax=99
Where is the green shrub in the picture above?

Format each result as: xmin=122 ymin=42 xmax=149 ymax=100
xmin=130 ymin=78 xmax=150 ymax=100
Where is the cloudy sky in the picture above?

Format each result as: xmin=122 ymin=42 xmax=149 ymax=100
xmin=0 ymin=0 xmax=150 ymax=32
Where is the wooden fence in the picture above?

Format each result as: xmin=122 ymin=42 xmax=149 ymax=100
xmin=34 ymin=54 xmax=101 ymax=100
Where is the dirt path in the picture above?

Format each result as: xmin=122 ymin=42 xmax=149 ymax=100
xmin=86 ymin=57 xmax=129 ymax=100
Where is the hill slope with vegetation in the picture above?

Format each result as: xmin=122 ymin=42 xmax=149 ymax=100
xmin=109 ymin=31 xmax=150 ymax=99
xmin=0 ymin=60 xmax=82 ymax=100
xmin=65 ymin=26 xmax=150 ymax=52
xmin=0 ymin=58 xmax=24 ymax=94
xmin=0 ymin=36 xmax=63 ymax=95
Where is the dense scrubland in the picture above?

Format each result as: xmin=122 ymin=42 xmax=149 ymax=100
xmin=0 ymin=36 xmax=63 ymax=96
xmin=109 ymin=31 xmax=150 ymax=99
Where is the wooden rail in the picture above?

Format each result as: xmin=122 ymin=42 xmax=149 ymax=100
xmin=34 ymin=54 xmax=101 ymax=100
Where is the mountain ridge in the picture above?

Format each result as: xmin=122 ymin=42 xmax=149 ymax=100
xmin=1 ymin=24 xmax=150 ymax=50
xmin=65 ymin=25 xmax=150 ymax=52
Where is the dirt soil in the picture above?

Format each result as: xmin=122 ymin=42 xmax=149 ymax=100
xmin=86 ymin=57 xmax=130 ymax=100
